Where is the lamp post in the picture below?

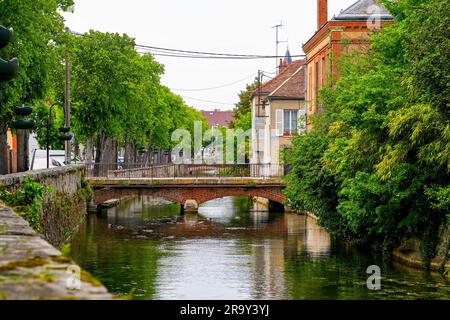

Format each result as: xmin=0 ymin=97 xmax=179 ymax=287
xmin=47 ymin=102 xmax=64 ymax=169
xmin=12 ymin=73 xmax=34 ymax=173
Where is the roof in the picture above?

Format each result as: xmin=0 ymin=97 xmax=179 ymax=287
xmin=303 ymin=0 xmax=394 ymax=54
xmin=253 ymin=59 xmax=305 ymax=100
xmin=333 ymin=0 xmax=393 ymax=21
xmin=201 ymin=110 xmax=235 ymax=128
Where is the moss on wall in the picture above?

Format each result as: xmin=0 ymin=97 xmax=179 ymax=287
xmin=0 ymin=165 xmax=90 ymax=248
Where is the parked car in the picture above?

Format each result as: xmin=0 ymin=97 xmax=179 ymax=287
xmin=30 ymin=150 xmax=66 ymax=170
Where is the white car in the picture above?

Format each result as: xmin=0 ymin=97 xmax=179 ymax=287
xmin=30 ymin=150 xmax=66 ymax=170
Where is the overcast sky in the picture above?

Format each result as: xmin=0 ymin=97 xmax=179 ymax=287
xmin=63 ymin=0 xmax=356 ymax=111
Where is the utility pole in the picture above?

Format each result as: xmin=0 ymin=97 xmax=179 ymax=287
xmin=64 ymin=55 xmax=71 ymax=164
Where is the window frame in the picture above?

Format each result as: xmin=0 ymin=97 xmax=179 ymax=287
xmin=283 ymin=109 xmax=299 ymax=137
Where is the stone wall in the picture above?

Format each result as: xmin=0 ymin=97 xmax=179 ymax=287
xmin=393 ymin=226 xmax=450 ymax=273
xmin=0 ymin=165 xmax=90 ymax=247
xmin=0 ymin=165 xmax=85 ymax=194
xmin=0 ymin=204 xmax=112 ymax=300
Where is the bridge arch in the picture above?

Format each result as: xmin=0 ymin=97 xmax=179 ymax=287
xmin=92 ymin=185 xmax=286 ymax=211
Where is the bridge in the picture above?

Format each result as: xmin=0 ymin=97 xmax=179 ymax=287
xmin=86 ymin=164 xmax=287 ymax=212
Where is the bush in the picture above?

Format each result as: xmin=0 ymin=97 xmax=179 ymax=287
xmin=0 ymin=176 xmax=47 ymax=233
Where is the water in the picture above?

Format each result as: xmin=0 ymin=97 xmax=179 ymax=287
xmin=69 ymin=196 xmax=450 ymax=300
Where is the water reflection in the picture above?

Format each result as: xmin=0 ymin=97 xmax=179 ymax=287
xmin=69 ymin=196 xmax=450 ymax=300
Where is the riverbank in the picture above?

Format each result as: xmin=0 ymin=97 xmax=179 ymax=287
xmin=0 ymin=204 xmax=112 ymax=300
xmin=301 ymin=212 xmax=449 ymax=275
xmin=393 ymin=232 xmax=450 ymax=273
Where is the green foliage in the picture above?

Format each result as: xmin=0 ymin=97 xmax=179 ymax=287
xmin=0 ymin=177 xmax=47 ymax=233
xmin=60 ymin=243 xmax=72 ymax=257
xmin=70 ymin=31 xmax=207 ymax=156
xmin=230 ymin=81 xmax=258 ymax=131
xmin=0 ymin=0 xmax=73 ymax=123
xmin=285 ymin=0 xmax=449 ymax=266
xmin=31 ymin=101 xmax=66 ymax=150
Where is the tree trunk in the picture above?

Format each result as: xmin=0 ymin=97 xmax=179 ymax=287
xmin=143 ymin=133 xmax=152 ymax=166
xmin=124 ymin=138 xmax=137 ymax=168
xmin=73 ymin=139 xmax=80 ymax=159
xmin=85 ymin=136 xmax=94 ymax=163
xmin=0 ymin=121 xmax=8 ymax=175
xmin=94 ymin=131 xmax=118 ymax=176
xmin=16 ymin=129 xmax=29 ymax=173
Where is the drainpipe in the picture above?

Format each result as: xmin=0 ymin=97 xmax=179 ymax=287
xmin=304 ymin=60 xmax=308 ymax=128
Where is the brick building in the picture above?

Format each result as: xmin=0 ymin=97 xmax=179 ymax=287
xmin=303 ymin=0 xmax=393 ymax=126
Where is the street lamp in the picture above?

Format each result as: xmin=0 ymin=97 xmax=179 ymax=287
xmin=12 ymin=73 xmax=34 ymax=129
xmin=47 ymin=102 xmax=71 ymax=168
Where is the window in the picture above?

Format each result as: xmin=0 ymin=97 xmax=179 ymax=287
xmin=315 ymin=61 xmax=319 ymax=102
xmin=322 ymin=56 xmax=327 ymax=87
xmin=283 ymin=110 xmax=298 ymax=136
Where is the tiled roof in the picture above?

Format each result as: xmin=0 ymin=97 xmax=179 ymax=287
xmin=333 ymin=0 xmax=393 ymax=21
xmin=201 ymin=110 xmax=235 ymax=128
xmin=253 ymin=60 xmax=305 ymax=99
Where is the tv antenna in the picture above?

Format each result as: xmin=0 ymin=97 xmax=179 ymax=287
xmin=272 ymin=21 xmax=288 ymax=70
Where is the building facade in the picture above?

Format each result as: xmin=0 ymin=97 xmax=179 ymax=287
xmin=303 ymin=0 xmax=393 ymax=127
xmin=250 ymin=57 xmax=306 ymax=170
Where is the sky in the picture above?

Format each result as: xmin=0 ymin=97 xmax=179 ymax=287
xmin=63 ymin=0 xmax=356 ymax=111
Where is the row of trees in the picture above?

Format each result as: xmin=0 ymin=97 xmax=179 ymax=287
xmin=285 ymin=0 xmax=449 ymax=270
xmin=67 ymin=31 xmax=205 ymax=165
xmin=0 ymin=0 xmax=206 ymax=173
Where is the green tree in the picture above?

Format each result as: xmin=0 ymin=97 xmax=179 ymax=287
xmin=71 ymin=31 xmax=162 ymax=164
xmin=0 ymin=0 xmax=73 ymax=173
xmin=285 ymin=0 xmax=449 ymax=269
xmin=230 ymin=81 xmax=258 ymax=131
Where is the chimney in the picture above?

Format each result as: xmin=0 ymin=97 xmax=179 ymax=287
xmin=278 ymin=59 xmax=288 ymax=73
xmin=317 ymin=0 xmax=328 ymax=30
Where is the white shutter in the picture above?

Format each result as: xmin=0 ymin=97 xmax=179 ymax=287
xmin=275 ymin=109 xmax=284 ymax=137
xmin=298 ymin=109 xmax=307 ymax=132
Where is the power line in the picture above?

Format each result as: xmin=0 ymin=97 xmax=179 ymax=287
xmin=181 ymin=95 xmax=235 ymax=106
xmin=70 ymin=30 xmax=305 ymax=60
xmin=137 ymin=50 xmax=304 ymax=60
xmin=136 ymin=44 xmax=264 ymax=57
xmin=170 ymin=73 xmax=256 ymax=92
xmin=144 ymin=52 xmax=304 ymax=59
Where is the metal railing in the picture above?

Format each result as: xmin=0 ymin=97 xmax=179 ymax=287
xmin=85 ymin=163 xmax=284 ymax=179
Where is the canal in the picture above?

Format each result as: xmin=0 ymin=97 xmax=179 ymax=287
xmin=69 ymin=196 xmax=450 ymax=300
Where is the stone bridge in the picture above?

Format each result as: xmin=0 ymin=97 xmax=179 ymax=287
xmin=88 ymin=177 xmax=286 ymax=212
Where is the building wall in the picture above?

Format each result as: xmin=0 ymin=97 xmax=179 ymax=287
xmin=251 ymin=97 xmax=306 ymax=165
xmin=268 ymin=99 xmax=306 ymax=164
xmin=6 ymin=129 xmax=17 ymax=174
xmin=251 ymin=96 xmax=269 ymax=164
xmin=304 ymin=21 xmax=391 ymax=128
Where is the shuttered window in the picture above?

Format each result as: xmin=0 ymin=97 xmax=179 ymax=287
xmin=275 ymin=109 xmax=284 ymax=137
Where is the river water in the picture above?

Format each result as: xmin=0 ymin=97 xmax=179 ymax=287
xmin=69 ymin=196 xmax=449 ymax=300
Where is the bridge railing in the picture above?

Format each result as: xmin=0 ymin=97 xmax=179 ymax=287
xmin=85 ymin=163 xmax=284 ymax=179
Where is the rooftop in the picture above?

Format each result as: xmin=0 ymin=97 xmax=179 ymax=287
xmin=333 ymin=0 xmax=394 ymax=21
xmin=253 ymin=60 xmax=305 ymax=100
xmin=201 ymin=109 xmax=235 ymax=128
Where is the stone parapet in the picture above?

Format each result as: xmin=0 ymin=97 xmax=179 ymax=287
xmin=0 ymin=204 xmax=112 ymax=300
